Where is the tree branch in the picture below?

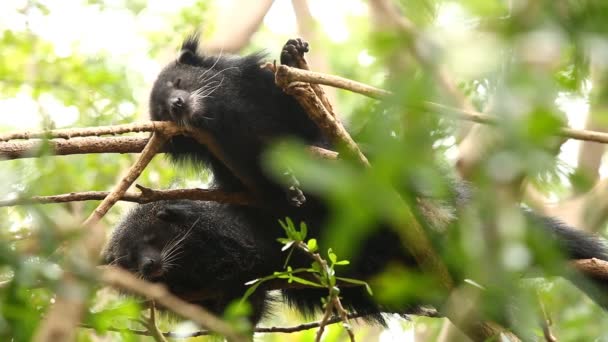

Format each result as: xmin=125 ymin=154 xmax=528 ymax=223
xmin=0 ymin=186 xmax=255 ymax=207
xmin=571 ymin=258 xmax=608 ymax=280
xmin=101 ymin=266 xmax=247 ymax=342
xmin=35 ymin=133 xmax=168 ymax=342
xmin=0 ymin=136 xmax=152 ymax=160
xmin=80 ymin=308 xmax=439 ymax=338
xmin=0 ymin=121 xmax=183 ymax=141
xmin=202 ymin=0 xmax=274 ymax=54
xmin=275 ymin=69 xmax=369 ymax=167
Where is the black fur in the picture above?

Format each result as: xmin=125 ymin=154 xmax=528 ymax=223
xmin=149 ymin=34 xmax=327 ymax=204
xmin=103 ymin=199 xmax=413 ymax=324
xmin=122 ymin=35 xmax=608 ymax=326
xmin=103 ymin=200 xmax=282 ymax=323
xmin=104 ymin=196 xmax=608 ymax=325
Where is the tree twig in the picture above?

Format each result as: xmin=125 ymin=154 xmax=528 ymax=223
xmin=80 ymin=310 xmax=436 ymax=338
xmin=0 ymin=186 xmax=255 ymax=207
xmin=537 ymin=292 xmax=558 ymax=342
xmin=101 ymin=266 xmax=247 ymax=342
xmin=272 ymin=66 xmax=608 ymax=146
xmin=144 ymin=303 xmax=168 ymax=342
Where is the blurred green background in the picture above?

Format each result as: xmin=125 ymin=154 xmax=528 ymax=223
xmin=2 ymin=0 xmax=608 ymax=340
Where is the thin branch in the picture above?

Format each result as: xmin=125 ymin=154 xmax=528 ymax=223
xmin=273 ymin=66 xmax=608 ymax=146
xmin=315 ymin=298 xmax=334 ymax=342
xmin=82 ymin=132 xmax=166 ymax=233
xmin=275 ymin=65 xmax=390 ymax=99
xmin=428 ymin=102 xmax=608 ymax=145
xmin=292 ymin=240 xmax=355 ymax=341
xmin=145 ymin=303 xmax=168 ymax=342
xmin=0 ymin=186 xmax=255 ymax=207
xmin=332 ymin=296 xmax=355 ymax=342
xmin=81 ymin=310 xmax=434 ymax=338
xmin=101 ymin=266 xmax=247 ymax=342
xmin=537 ymin=292 xmax=558 ymax=342
xmin=2 ymin=105 xmax=608 ymax=164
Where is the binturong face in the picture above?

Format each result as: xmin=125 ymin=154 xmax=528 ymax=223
xmin=102 ymin=200 xmax=273 ymax=294
xmin=102 ymin=201 xmax=199 ymax=283
xmin=149 ymin=63 xmax=210 ymax=127
xmin=148 ymin=35 xmax=226 ymax=127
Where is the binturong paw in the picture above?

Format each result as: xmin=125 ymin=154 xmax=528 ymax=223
xmin=280 ymin=38 xmax=309 ymax=67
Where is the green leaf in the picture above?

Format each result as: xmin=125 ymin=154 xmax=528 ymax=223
xmin=307 ymin=238 xmax=318 ymax=252
xmin=328 ymin=250 xmax=337 ymax=264
xmin=299 ymin=221 xmax=308 ymax=240
xmin=286 ymin=276 xmax=324 ymax=288
xmin=336 ymin=276 xmax=374 ymax=296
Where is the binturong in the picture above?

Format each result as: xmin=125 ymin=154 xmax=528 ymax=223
xmin=149 ymin=35 xmax=328 ymax=206
xmin=102 ymin=200 xmax=284 ymax=323
xmin=103 ymin=197 xmax=608 ymax=328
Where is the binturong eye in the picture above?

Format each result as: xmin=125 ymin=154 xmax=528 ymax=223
xmin=174 ymin=78 xmax=182 ymax=88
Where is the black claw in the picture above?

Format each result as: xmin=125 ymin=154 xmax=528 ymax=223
xmin=287 ymin=187 xmax=306 ymax=207
xmin=281 ymin=38 xmax=309 ymax=67
xmin=283 ymin=169 xmax=306 ymax=207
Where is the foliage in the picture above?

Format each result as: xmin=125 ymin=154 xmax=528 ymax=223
xmin=2 ymin=0 xmax=608 ymax=341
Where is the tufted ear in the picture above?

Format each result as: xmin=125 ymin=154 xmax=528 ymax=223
xmin=177 ymin=33 xmax=200 ymax=65
xmin=102 ymin=250 xmax=115 ymax=265
xmin=156 ymin=207 xmax=182 ymax=222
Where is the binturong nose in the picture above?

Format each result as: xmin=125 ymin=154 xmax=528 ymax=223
xmin=139 ymin=252 xmax=164 ymax=279
xmin=168 ymin=89 xmax=190 ymax=116
xmin=170 ymin=96 xmax=184 ymax=109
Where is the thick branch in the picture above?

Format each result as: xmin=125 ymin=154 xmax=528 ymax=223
xmin=0 ymin=186 xmax=254 ymax=207
xmin=0 ymin=121 xmax=183 ymax=141
xmin=571 ymin=258 xmax=608 ymax=280
xmin=275 ymin=64 xmax=454 ymax=292
xmin=276 ymin=75 xmax=369 ymax=167
xmin=0 ymin=136 xmax=151 ymax=160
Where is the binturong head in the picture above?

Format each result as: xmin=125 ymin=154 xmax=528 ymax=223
xmin=102 ymin=200 xmax=281 ymax=322
xmin=102 ymin=201 xmax=202 ymax=283
xmin=149 ymin=34 xmax=223 ymax=127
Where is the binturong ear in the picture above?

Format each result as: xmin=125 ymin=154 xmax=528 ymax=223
xmin=177 ymin=33 xmax=201 ymax=65
xmin=156 ymin=207 xmax=182 ymax=222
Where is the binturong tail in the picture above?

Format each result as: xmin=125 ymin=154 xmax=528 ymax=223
xmin=531 ymin=212 xmax=608 ymax=309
